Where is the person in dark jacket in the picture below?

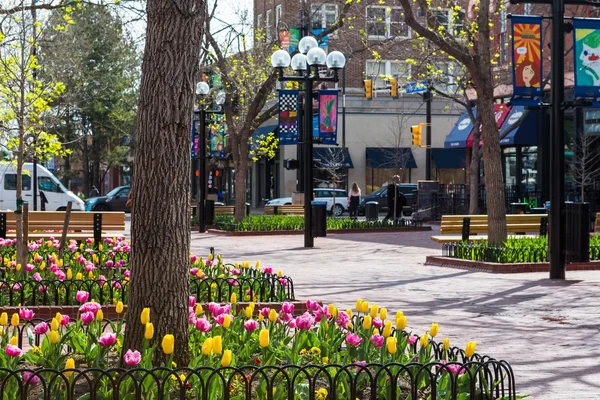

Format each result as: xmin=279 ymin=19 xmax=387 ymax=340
xmin=383 ymin=175 xmax=406 ymax=222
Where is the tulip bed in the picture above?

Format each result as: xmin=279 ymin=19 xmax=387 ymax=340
xmin=0 ymin=238 xmax=294 ymax=306
xmin=0 ymin=299 xmax=517 ymax=399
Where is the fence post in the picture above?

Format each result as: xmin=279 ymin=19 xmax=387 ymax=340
xmin=0 ymin=212 xmax=6 ymax=239
xmin=462 ymin=217 xmax=471 ymax=242
xmin=540 ymin=216 xmax=548 ymax=237
xmin=93 ymin=213 xmax=102 ymax=247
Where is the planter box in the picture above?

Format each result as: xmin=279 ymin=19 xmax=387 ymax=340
xmin=425 ymin=256 xmax=600 ymax=274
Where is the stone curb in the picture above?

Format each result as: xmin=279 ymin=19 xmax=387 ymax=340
xmin=425 ymin=256 xmax=600 ymax=274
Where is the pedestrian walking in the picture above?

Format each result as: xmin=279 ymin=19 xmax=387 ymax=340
xmin=348 ymin=182 xmax=361 ymax=219
xmin=383 ymin=175 xmax=407 ymax=222
xmin=89 ymin=186 xmax=99 ymax=198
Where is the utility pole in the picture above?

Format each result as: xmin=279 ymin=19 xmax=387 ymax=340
xmin=31 ymin=0 xmax=38 ymax=211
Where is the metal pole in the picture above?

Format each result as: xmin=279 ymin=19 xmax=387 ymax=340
xmin=31 ymin=0 xmax=38 ymax=211
xmin=297 ymin=93 xmax=304 ymax=192
xmin=549 ymin=0 xmax=565 ymax=279
xmin=198 ymin=109 xmax=207 ymax=233
xmin=425 ymin=89 xmax=432 ymax=181
xmin=304 ymin=73 xmax=314 ymax=248
xmin=342 ymin=66 xmax=346 ymax=149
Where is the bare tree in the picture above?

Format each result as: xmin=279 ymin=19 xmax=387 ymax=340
xmin=571 ymin=132 xmax=600 ymax=202
xmin=314 ymin=147 xmax=347 ymax=217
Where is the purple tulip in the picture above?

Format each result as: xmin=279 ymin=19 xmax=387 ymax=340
xmin=19 ymin=308 xmax=34 ymax=321
xmin=33 ymin=322 xmax=49 ymax=335
xmin=372 ymin=318 xmax=383 ymax=329
xmin=60 ymin=315 xmax=70 ymax=325
xmin=281 ymin=302 xmax=294 ymax=314
xmin=23 ymin=371 xmax=40 ymax=385
xmin=370 ymin=334 xmax=384 ymax=349
xmin=124 ymin=349 xmax=141 ymax=366
xmin=336 ymin=311 xmax=350 ymax=329
xmin=5 ymin=344 xmax=23 ymax=357
xmin=32 ymin=273 xmax=42 ymax=282
xmin=189 ymin=296 xmax=196 ymax=308
xmin=81 ymin=311 xmax=95 ymax=324
xmin=295 ymin=312 xmax=313 ymax=331
xmin=195 ymin=317 xmax=212 ymax=332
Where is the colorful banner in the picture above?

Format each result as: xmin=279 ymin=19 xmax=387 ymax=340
xmin=209 ymin=114 xmax=226 ymax=158
xmin=511 ymin=16 xmax=543 ymax=106
xmin=289 ymin=28 xmax=300 ymax=53
xmin=279 ymin=31 xmax=290 ymax=50
xmin=574 ymin=18 xmax=600 ymax=106
xmin=191 ymin=119 xmax=198 ymax=159
xmin=278 ymin=90 xmax=299 ymax=145
xmin=467 ymin=104 xmax=512 ymax=147
xmin=318 ymin=90 xmax=338 ymax=145
xmin=312 ymin=29 xmax=329 ymax=49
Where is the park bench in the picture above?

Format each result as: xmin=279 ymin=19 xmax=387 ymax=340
xmin=190 ymin=205 xmax=237 ymax=217
xmin=0 ymin=211 xmax=126 ymax=242
xmin=430 ymin=214 xmax=548 ymax=243
xmin=264 ymin=205 xmax=304 ymax=216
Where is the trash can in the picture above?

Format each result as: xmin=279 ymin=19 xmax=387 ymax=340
xmin=246 ymin=203 xmax=251 ymax=217
xmin=204 ymin=200 xmax=215 ymax=226
xmin=510 ymin=203 xmax=527 ymax=214
xmin=365 ymin=201 xmax=379 ymax=221
xmin=311 ymin=201 xmax=327 ymax=237
xmin=565 ymin=202 xmax=589 ymax=263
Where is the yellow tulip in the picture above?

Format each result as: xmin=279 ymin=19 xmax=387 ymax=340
xmin=88 ymin=271 xmax=94 ymax=279
xmin=443 ymin=338 xmax=450 ymax=352
xmin=55 ymin=312 xmax=62 ymax=323
xmin=58 ymin=259 xmax=63 ymax=268
xmin=67 ymin=269 xmax=73 ymax=280
xmin=373 ymin=328 xmax=380 ymax=335
xmin=116 ymin=301 xmax=124 ymax=314
xmin=15 ymin=264 xmax=21 ymax=272
xmin=348 ymin=322 xmax=354 ymax=330
xmin=9 ymin=336 xmax=17 ymax=346
xmin=230 ymin=292 xmax=237 ymax=304
xmin=212 ymin=336 xmax=222 ymax=354
xmin=202 ymin=338 xmax=213 ymax=355
xmin=328 ymin=304 xmax=336 ymax=318
xmin=258 ymin=314 xmax=264 ymax=322
xmin=221 ymin=349 xmax=232 ymax=367
xmin=430 ymin=323 xmax=439 ymax=338
xmin=395 ymin=311 xmax=404 ymax=320
xmin=465 ymin=341 xmax=477 ymax=358
xmin=96 ymin=309 xmax=104 ymax=322
xmin=51 ymin=318 xmax=60 ymax=332
xmin=208 ymin=253 xmax=213 ymax=261
xmin=197 ymin=269 xmax=203 ymax=278
xmin=11 ymin=314 xmax=19 ymax=327
xmin=65 ymin=358 xmax=75 ymax=376
xmin=255 ymin=260 xmax=260 ymax=268
xmin=195 ymin=304 xmax=203 ymax=315
xmin=395 ymin=315 xmax=407 ymax=331
xmin=370 ymin=304 xmax=379 ymax=319
xmin=222 ymin=315 xmax=231 ymax=329
xmin=363 ymin=315 xmax=372 ymax=330
xmin=249 ymin=302 xmax=255 ymax=312
xmin=145 ymin=323 xmax=154 ymax=340
xmin=75 ymin=272 xmax=83 ymax=280
xmin=162 ymin=334 xmax=174 ymax=355
xmin=49 ymin=330 xmax=60 ymax=345
xmin=244 ymin=306 xmax=253 ymax=319
xmin=99 ymin=244 xmax=103 ymax=251
xmin=387 ymin=337 xmax=398 ymax=354
xmin=380 ymin=308 xmax=388 ymax=321
xmin=0 ymin=312 xmax=7 ymax=326
xmin=140 ymin=308 xmax=150 ymax=325
xmin=361 ymin=301 xmax=369 ymax=314
xmin=355 ymin=299 xmax=362 ymax=313
xmin=277 ymin=270 xmax=283 ymax=277
xmin=420 ymin=334 xmax=429 ymax=348
xmin=383 ymin=320 xmax=393 ymax=338
xmin=259 ymin=329 xmax=269 ymax=348
xmin=346 ymin=309 xmax=353 ymax=319
xmin=269 ymin=309 xmax=278 ymax=323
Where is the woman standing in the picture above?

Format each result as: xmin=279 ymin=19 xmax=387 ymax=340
xmin=348 ymin=182 xmax=361 ymax=219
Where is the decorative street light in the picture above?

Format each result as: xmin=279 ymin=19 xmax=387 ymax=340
xmin=195 ymin=81 xmax=225 ymax=233
xmin=271 ymin=37 xmax=346 ymax=248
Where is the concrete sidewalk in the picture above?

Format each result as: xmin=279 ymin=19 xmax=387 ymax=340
xmin=191 ymin=228 xmax=600 ymax=400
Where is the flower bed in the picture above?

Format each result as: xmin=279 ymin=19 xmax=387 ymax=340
xmin=0 ymin=299 xmax=518 ymax=399
xmin=0 ymin=238 xmax=294 ymax=305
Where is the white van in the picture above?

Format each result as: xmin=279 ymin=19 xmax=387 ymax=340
xmin=0 ymin=163 xmax=85 ymax=211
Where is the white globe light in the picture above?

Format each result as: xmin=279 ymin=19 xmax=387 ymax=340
xmin=196 ymin=81 xmax=210 ymax=95
xmin=271 ymin=49 xmax=291 ymax=68
xmin=291 ymin=53 xmax=308 ymax=71
xmin=326 ymin=51 xmax=346 ymax=70
xmin=306 ymin=47 xmax=327 ymax=66
xmin=215 ymin=91 xmax=226 ymax=106
xmin=298 ymin=36 xmax=319 ymax=54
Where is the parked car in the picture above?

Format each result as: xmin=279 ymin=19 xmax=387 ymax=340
xmin=265 ymin=188 xmax=349 ymax=216
xmin=358 ymin=184 xmax=418 ymax=216
xmin=85 ymin=185 xmax=131 ymax=212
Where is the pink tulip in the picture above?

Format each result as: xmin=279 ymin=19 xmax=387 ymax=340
xmin=19 ymin=308 xmax=34 ymax=320
xmin=336 ymin=311 xmax=350 ymax=329
xmin=263 ymin=267 xmax=273 ymax=274
xmin=295 ymin=312 xmax=313 ymax=331
xmin=354 ymin=360 xmax=367 ymax=367
xmin=32 ymin=273 xmax=42 ymax=282
xmin=86 ymin=238 xmax=93 ymax=244
xmin=190 ymin=268 xmax=199 ymax=276
xmin=38 ymin=285 xmax=48 ymax=292
xmin=231 ymin=268 xmax=241 ymax=275
xmin=288 ymin=320 xmax=297 ymax=329
xmin=228 ymin=278 xmax=239 ymax=286
xmin=97 ymin=275 xmax=106 ymax=286
xmin=447 ymin=364 xmax=465 ymax=375
xmin=281 ymin=302 xmax=294 ymax=314
xmin=189 ymin=296 xmax=196 ymax=308
xmin=314 ymin=306 xmax=330 ymax=323
xmin=244 ymin=319 xmax=258 ymax=332
xmin=306 ymin=299 xmax=319 ymax=312
xmin=25 ymin=264 xmax=35 ymax=272
xmin=98 ymin=333 xmax=116 ymax=347
xmin=370 ymin=334 xmax=384 ymax=349
xmin=105 ymin=260 xmax=114 ymax=268
xmin=259 ymin=308 xmax=271 ymax=317
xmin=81 ymin=311 xmax=95 ymax=324
xmin=60 ymin=315 xmax=70 ymax=325
xmin=84 ymin=263 xmax=95 ymax=273
xmin=281 ymin=313 xmax=293 ymax=323
xmin=112 ymin=281 xmax=122 ymax=289
xmin=408 ymin=336 xmax=418 ymax=345
xmin=23 ymin=371 xmax=40 ymax=385
xmin=124 ymin=270 xmax=130 ymax=278
xmin=194 ymin=317 xmax=212 ymax=332
xmin=76 ymin=291 xmax=89 ymax=303
xmin=12 ymin=283 xmax=21 ymax=291
xmin=216 ymin=314 xmax=232 ymax=326
xmin=279 ymin=278 xmax=289 ymax=287
xmin=345 ymin=333 xmax=362 ymax=347
xmin=191 ymin=255 xmax=197 ymax=263
xmin=55 ymin=270 xmax=66 ymax=281
xmin=372 ymin=318 xmax=383 ymax=329
xmin=5 ymin=344 xmax=22 ymax=357
xmin=33 ymin=322 xmax=49 ymax=335
xmin=79 ymin=302 xmax=101 ymax=315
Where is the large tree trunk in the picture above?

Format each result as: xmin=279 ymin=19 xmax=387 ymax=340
xmin=123 ymin=0 xmax=205 ymax=365
xmin=234 ymin=151 xmax=248 ymax=222
xmin=469 ymin=124 xmax=482 ymax=215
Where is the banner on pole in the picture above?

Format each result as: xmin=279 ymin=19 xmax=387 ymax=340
xmin=318 ymin=90 xmax=338 ymax=145
xmin=289 ymin=28 xmax=300 ymax=53
xmin=209 ymin=114 xmax=226 ymax=158
xmin=279 ymin=31 xmax=290 ymax=50
xmin=511 ymin=16 xmax=543 ymax=106
xmin=574 ymin=18 xmax=600 ymax=106
xmin=191 ymin=119 xmax=198 ymax=159
xmin=278 ymin=90 xmax=300 ymax=145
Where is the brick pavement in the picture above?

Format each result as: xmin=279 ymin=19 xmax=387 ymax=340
xmin=191 ymin=226 xmax=600 ymax=400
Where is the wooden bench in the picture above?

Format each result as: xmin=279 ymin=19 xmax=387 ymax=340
xmin=0 ymin=211 xmax=126 ymax=241
xmin=190 ymin=205 xmax=236 ymax=216
xmin=264 ymin=205 xmax=304 ymax=216
xmin=430 ymin=214 xmax=548 ymax=243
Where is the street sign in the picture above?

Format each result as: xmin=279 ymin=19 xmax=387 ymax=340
xmin=405 ymin=81 xmax=428 ymax=94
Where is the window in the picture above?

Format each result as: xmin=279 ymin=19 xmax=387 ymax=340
xmin=266 ymin=10 xmax=273 ymax=41
xmin=366 ymin=6 xmax=409 ymax=40
xmin=38 ymin=177 xmax=62 ymax=193
xmin=257 ymin=14 xmax=263 ymax=30
xmin=116 ymin=187 xmax=130 ymax=198
xmin=311 ymin=4 xmax=338 ymax=37
xmin=366 ymin=60 xmax=411 ymax=88
xmin=4 ymin=174 xmax=31 ymax=191
xmin=275 ymin=5 xmax=282 ymax=31
xmin=435 ymin=9 xmax=465 ymax=36
xmin=430 ymin=62 xmax=459 ymax=92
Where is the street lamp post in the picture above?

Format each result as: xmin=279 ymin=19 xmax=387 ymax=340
xmin=271 ymin=37 xmax=346 ymax=248
xmin=195 ymin=82 xmax=225 ymax=233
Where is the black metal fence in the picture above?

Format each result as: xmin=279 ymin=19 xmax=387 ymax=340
xmin=443 ymin=242 xmax=600 ymax=263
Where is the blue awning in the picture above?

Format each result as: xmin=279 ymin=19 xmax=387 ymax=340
xmin=499 ymin=106 xmax=537 ymax=146
xmin=431 ymin=148 xmax=466 ymax=169
xmin=444 ymin=108 xmax=477 ymax=149
xmin=249 ymin=125 xmax=278 ymax=151
xmin=313 ymin=147 xmax=354 ymax=168
xmin=366 ymin=147 xmax=417 ymax=169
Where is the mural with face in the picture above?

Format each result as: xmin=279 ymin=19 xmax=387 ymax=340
xmin=580 ymin=33 xmax=600 ymax=86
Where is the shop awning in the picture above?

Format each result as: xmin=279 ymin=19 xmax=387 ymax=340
xmin=431 ymin=148 xmax=466 ymax=169
xmin=444 ymin=109 xmax=476 ymax=149
xmin=366 ymin=147 xmax=417 ymax=169
xmin=466 ymin=104 xmax=511 ymax=147
xmin=313 ymin=147 xmax=354 ymax=168
xmin=499 ymin=106 xmax=537 ymax=146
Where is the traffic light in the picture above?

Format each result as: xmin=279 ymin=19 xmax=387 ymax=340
xmin=411 ymin=125 xmax=422 ymax=147
xmin=390 ymin=77 xmax=398 ymax=98
xmin=364 ymin=79 xmax=373 ymax=99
